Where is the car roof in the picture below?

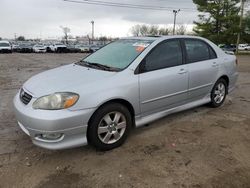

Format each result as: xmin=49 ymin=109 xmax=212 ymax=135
xmin=122 ymin=35 xmax=207 ymax=42
xmin=0 ymin=40 xmax=10 ymax=43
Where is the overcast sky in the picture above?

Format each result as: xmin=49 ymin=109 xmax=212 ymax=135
xmin=0 ymin=0 xmax=199 ymax=39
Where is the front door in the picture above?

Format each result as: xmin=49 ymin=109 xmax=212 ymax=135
xmin=138 ymin=39 xmax=189 ymax=116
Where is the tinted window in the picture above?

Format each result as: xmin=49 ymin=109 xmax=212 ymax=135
xmin=141 ymin=40 xmax=183 ymax=72
xmin=84 ymin=39 xmax=153 ymax=69
xmin=184 ymin=39 xmax=210 ymax=63
xmin=209 ymin=46 xmax=217 ymax=59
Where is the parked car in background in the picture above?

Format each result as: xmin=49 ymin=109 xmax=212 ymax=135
xmin=219 ymin=44 xmax=236 ymax=53
xmin=17 ymin=43 xmax=34 ymax=53
xmin=0 ymin=41 xmax=12 ymax=53
xmin=66 ymin=45 xmax=81 ymax=53
xmin=238 ymin=44 xmax=250 ymax=51
xmin=12 ymin=44 xmax=20 ymax=52
xmin=33 ymin=44 xmax=47 ymax=53
xmin=76 ymin=44 xmax=91 ymax=53
xmin=13 ymin=36 xmax=238 ymax=151
xmin=90 ymin=45 xmax=101 ymax=53
xmin=49 ymin=43 xmax=67 ymax=53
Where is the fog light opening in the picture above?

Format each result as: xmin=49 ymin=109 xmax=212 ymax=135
xmin=39 ymin=133 xmax=63 ymax=140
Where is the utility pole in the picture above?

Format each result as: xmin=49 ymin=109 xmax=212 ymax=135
xmin=236 ymin=0 xmax=245 ymax=54
xmin=90 ymin=20 xmax=94 ymax=44
xmin=173 ymin=9 xmax=180 ymax=35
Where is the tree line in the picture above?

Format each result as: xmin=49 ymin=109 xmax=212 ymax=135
xmin=130 ymin=24 xmax=188 ymax=37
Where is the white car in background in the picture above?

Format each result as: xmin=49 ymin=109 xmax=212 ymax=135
xmin=238 ymin=44 xmax=250 ymax=51
xmin=49 ymin=43 xmax=67 ymax=53
xmin=33 ymin=44 xmax=47 ymax=53
xmin=0 ymin=41 xmax=12 ymax=53
xmin=75 ymin=44 xmax=91 ymax=53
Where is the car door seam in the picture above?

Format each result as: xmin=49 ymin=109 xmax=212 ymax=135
xmin=141 ymin=90 xmax=188 ymax=104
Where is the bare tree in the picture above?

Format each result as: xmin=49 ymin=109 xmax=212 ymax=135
xmin=176 ymin=25 xmax=187 ymax=35
xmin=130 ymin=24 xmax=141 ymax=36
xmin=130 ymin=24 xmax=171 ymax=36
xmin=139 ymin=25 xmax=150 ymax=36
xmin=159 ymin=27 xmax=171 ymax=35
xmin=148 ymin=25 xmax=159 ymax=36
xmin=60 ymin=26 xmax=71 ymax=44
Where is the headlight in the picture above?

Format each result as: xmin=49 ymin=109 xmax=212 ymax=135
xmin=33 ymin=92 xmax=79 ymax=110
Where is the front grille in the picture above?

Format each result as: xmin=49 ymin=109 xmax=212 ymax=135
xmin=20 ymin=88 xmax=32 ymax=105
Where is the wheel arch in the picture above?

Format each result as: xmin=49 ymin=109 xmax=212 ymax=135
xmin=87 ymin=98 xmax=136 ymax=141
xmin=219 ymin=75 xmax=229 ymax=86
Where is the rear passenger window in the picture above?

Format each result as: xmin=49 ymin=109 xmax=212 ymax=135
xmin=141 ymin=40 xmax=183 ymax=72
xmin=184 ymin=39 xmax=211 ymax=63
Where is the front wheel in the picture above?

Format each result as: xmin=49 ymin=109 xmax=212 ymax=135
xmin=87 ymin=103 xmax=132 ymax=151
xmin=210 ymin=79 xmax=228 ymax=108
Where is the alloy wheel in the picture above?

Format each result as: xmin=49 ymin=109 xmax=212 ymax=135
xmin=97 ymin=111 xmax=127 ymax=144
xmin=214 ymin=83 xmax=226 ymax=104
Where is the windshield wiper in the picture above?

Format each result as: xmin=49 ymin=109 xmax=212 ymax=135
xmin=76 ymin=60 xmax=121 ymax=72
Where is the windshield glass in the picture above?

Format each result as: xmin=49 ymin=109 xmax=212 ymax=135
xmin=83 ymin=39 xmax=153 ymax=69
xmin=0 ymin=42 xmax=10 ymax=47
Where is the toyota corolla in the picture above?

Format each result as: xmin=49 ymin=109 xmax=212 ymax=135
xmin=13 ymin=36 xmax=238 ymax=150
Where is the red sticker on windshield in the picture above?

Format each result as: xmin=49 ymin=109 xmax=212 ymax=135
xmin=136 ymin=46 xmax=145 ymax=52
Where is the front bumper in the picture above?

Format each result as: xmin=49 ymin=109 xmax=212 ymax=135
xmin=35 ymin=49 xmax=46 ymax=53
xmin=13 ymin=91 xmax=96 ymax=150
xmin=0 ymin=49 xmax=12 ymax=53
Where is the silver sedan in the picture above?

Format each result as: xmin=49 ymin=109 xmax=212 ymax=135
xmin=13 ymin=36 xmax=238 ymax=150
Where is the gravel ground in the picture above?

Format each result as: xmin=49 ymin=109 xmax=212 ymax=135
xmin=0 ymin=53 xmax=250 ymax=188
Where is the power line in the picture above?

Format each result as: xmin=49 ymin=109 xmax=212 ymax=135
xmin=84 ymin=0 xmax=196 ymax=10
xmin=63 ymin=0 xmax=198 ymax=12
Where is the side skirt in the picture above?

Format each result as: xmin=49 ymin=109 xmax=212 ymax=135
xmin=135 ymin=96 xmax=211 ymax=127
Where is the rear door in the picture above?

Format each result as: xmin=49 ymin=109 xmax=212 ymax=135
xmin=138 ymin=39 xmax=189 ymax=116
xmin=183 ymin=39 xmax=219 ymax=100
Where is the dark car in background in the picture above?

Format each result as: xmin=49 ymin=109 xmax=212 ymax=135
xmin=90 ymin=45 xmax=101 ymax=53
xmin=17 ymin=43 xmax=34 ymax=53
xmin=66 ymin=45 xmax=81 ymax=53
xmin=219 ymin=44 xmax=236 ymax=53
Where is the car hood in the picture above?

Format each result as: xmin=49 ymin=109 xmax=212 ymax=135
xmin=23 ymin=64 xmax=116 ymax=97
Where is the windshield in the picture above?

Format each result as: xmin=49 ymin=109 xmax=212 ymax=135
xmin=0 ymin=42 xmax=10 ymax=47
xmin=83 ymin=39 xmax=153 ymax=69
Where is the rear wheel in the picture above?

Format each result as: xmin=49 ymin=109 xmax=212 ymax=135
xmin=210 ymin=78 xmax=227 ymax=108
xmin=87 ymin=103 xmax=132 ymax=150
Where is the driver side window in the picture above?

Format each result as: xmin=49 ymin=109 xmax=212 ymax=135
xmin=140 ymin=40 xmax=183 ymax=73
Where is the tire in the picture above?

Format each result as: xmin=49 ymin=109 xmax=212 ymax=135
xmin=210 ymin=78 xmax=228 ymax=108
xmin=87 ymin=103 xmax=132 ymax=151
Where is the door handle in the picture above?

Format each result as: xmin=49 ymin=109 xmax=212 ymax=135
xmin=212 ymin=62 xmax=218 ymax=67
xmin=178 ymin=68 xmax=187 ymax=74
